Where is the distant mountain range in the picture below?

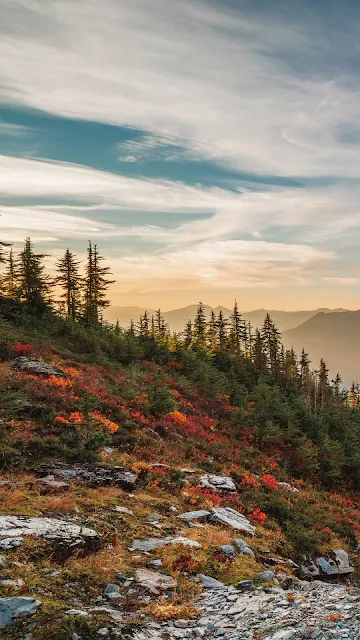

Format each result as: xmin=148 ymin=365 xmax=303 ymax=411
xmin=105 ymin=304 xmax=348 ymax=333
xmin=283 ymin=310 xmax=360 ymax=386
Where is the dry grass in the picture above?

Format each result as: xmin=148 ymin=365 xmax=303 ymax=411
xmin=65 ymin=547 xmax=127 ymax=586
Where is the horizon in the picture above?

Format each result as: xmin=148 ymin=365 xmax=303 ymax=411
xmin=3 ymin=1 xmax=360 ymax=309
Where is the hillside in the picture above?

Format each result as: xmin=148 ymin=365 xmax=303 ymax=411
xmin=105 ymin=304 xmax=347 ymax=333
xmin=283 ymin=310 xmax=360 ymax=385
xmin=1 ymin=299 xmax=360 ymax=638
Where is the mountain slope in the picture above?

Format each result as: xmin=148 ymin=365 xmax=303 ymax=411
xmin=283 ymin=310 xmax=360 ymax=385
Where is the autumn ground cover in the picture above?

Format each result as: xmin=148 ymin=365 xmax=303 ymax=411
xmin=1 ymin=312 xmax=360 ymax=638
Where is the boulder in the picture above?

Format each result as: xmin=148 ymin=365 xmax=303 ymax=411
xmin=35 ymin=475 xmax=70 ymax=494
xmin=104 ymin=584 xmax=121 ymax=600
xmin=35 ymin=464 xmax=137 ymax=492
xmin=330 ymin=549 xmax=354 ymax=575
xmin=177 ymin=510 xmax=210 ymax=522
xmin=196 ymin=574 xmax=225 ymax=589
xmin=0 ymin=555 xmax=8 ymax=569
xmin=114 ymin=506 xmax=133 ymax=515
xmin=12 ymin=357 xmax=63 ymax=378
xmin=200 ymin=474 xmax=237 ymax=493
xmin=210 ymin=508 xmax=256 ymax=535
xmin=169 ymin=537 xmax=202 ymax=549
xmin=135 ymin=569 xmax=176 ymax=595
xmin=234 ymin=538 xmax=254 ymax=556
xmin=0 ymin=537 xmax=23 ymax=551
xmin=219 ymin=544 xmax=235 ymax=556
xmin=0 ymin=516 xmax=100 ymax=556
xmin=131 ymin=537 xmax=171 ymax=552
xmin=237 ymin=580 xmax=255 ymax=591
xmin=0 ymin=597 xmax=41 ymax=629
xmin=300 ymin=549 xmax=354 ymax=579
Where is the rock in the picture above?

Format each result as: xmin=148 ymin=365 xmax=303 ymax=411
xmin=65 ymin=609 xmax=89 ymax=616
xmin=237 ymin=580 xmax=255 ymax=591
xmin=1 ymin=579 xmax=25 ymax=588
xmin=0 ymin=537 xmax=23 ymax=550
xmin=0 ymin=555 xmax=8 ymax=569
xmin=97 ymin=629 xmax=109 ymax=637
xmin=135 ymin=569 xmax=176 ymax=595
xmin=104 ymin=584 xmax=121 ymax=600
xmin=35 ymin=464 xmax=137 ymax=492
xmin=35 ymin=476 xmax=70 ymax=494
xmin=150 ymin=560 xmax=163 ymax=569
xmin=0 ymin=597 xmax=41 ymax=629
xmin=114 ymin=506 xmax=133 ymax=515
xmin=316 ymin=557 xmax=336 ymax=576
xmin=200 ymin=474 xmax=237 ymax=493
xmin=219 ymin=544 xmax=235 ymax=556
xmin=210 ymin=508 xmax=256 ymax=535
xmin=170 ymin=537 xmax=202 ymax=549
xmin=234 ymin=539 xmax=254 ymax=556
xmin=12 ymin=357 xmax=63 ymax=377
xmin=177 ymin=510 xmax=210 ymax=522
xmin=300 ymin=549 xmax=354 ymax=579
xmin=131 ymin=537 xmax=171 ymax=552
xmin=0 ymin=481 xmax=13 ymax=488
xmin=258 ymin=570 xmax=275 ymax=581
xmin=330 ymin=549 xmax=354 ymax=575
xmin=196 ymin=574 xmax=225 ymax=589
xmin=0 ymin=516 xmax=100 ymax=556
xmin=169 ymin=506 xmax=178 ymax=513
xmin=265 ymin=632 xmax=297 ymax=640
xmin=277 ymin=482 xmax=300 ymax=494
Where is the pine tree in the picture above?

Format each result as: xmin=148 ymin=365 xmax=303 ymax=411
xmin=83 ymin=242 xmax=115 ymax=324
xmin=217 ymin=310 xmax=228 ymax=352
xmin=55 ymin=249 xmax=82 ymax=320
xmin=261 ymin=313 xmax=281 ymax=374
xmin=1 ymin=248 xmax=18 ymax=298
xmin=183 ymin=320 xmax=193 ymax=349
xmin=138 ymin=311 xmax=150 ymax=337
xmin=228 ymin=300 xmax=244 ymax=356
xmin=193 ymin=302 xmax=207 ymax=350
xmin=299 ymin=349 xmax=311 ymax=408
xmin=0 ymin=241 xmax=11 ymax=266
xmin=252 ymin=329 xmax=267 ymax=373
xmin=17 ymin=238 xmax=52 ymax=308
xmin=318 ymin=358 xmax=329 ymax=412
xmin=207 ymin=311 xmax=218 ymax=353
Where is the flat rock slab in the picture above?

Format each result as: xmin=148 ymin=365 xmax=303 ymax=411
xmin=210 ymin=508 xmax=256 ymax=535
xmin=0 ymin=597 xmax=41 ymax=629
xmin=12 ymin=357 xmax=63 ymax=377
xmin=131 ymin=536 xmax=202 ymax=552
xmin=300 ymin=548 xmax=354 ymax=579
xmin=35 ymin=463 xmax=137 ymax=491
xmin=35 ymin=476 xmax=70 ymax=494
xmin=200 ymin=474 xmax=237 ymax=492
xmin=177 ymin=510 xmax=210 ymax=522
xmin=135 ymin=569 xmax=176 ymax=595
xmin=0 ymin=516 xmax=100 ymax=555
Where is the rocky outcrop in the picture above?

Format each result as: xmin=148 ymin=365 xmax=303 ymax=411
xmin=200 ymin=474 xmax=237 ymax=492
xmin=0 ymin=597 xmax=41 ymax=629
xmin=135 ymin=569 xmax=176 ymax=595
xmin=0 ymin=516 xmax=100 ymax=555
xmin=35 ymin=463 xmax=138 ymax=491
xmin=209 ymin=507 xmax=256 ymax=535
xmin=12 ymin=357 xmax=63 ymax=377
xmin=300 ymin=549 xmax=354 ymax=579
xmin=177 ymin=510 xmax=210 ymax=522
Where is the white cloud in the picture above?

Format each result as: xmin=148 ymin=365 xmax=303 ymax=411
xmin=0 ymin=121 xmax=29 ymax=136
xmin=2 ymin=0 xmax=360 ymax=177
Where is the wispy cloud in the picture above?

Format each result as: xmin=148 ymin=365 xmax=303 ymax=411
xmin=117 ymin=134 xmax=190 ymax=163
xmin=0 ymin=121 xmax=29 ymax=136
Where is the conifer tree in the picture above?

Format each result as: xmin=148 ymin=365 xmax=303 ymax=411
xmin=55 ymin=249 xmax=82 ymax=320
xmin=318 ymin=358 xmax=329 ymax=412
xmin=217 ymin=310 xmax=228 ymax=352
xmin=17 ymin=237 xmax=52 ymax=308
xmin=253 ymin=329 xmax=267 ymax=373
xmin=83 ymin=242 xmax=114 ymax=324
xmin=261 ymin=313 xmax=281 ymax=374
xmin=138 ymin=311 xmax=150 ymax=337
xmin=193 ymin=302 xmax=207 ymax=350
xmin=1 ymin=248 xmax=18 ymax=298
xmin=228 ymin=301 xmax=244 ymax=356
xmin=207 ymin=311 xmax=218 ymax=353
xmin=183 ymin=320 xmax=193 ymax=349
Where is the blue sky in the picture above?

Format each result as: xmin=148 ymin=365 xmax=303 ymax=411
xmin=1 ymin=0 xmax=360 ymax=310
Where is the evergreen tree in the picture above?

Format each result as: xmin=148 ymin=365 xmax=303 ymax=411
xmin=83 ymin=242 xmax=115 ymax=324
xmin=17 ymin=237 xmax=52 ymax=308
xmin=253 ymin=329 xmax=267 ymax=373
xmin=318 ymin=358 xmax=329 ymax=412
xmin=228 ymin=300 xmax=244 ymax=356
xmin=1 ymin=248 xmax=18 ymax=298
xmin=193 ymin=302 xmax=207 ymax=350
xmin=55 ymin=249 xmax=82 ymax=320
xmin=183 ymin=320 xmax=193 ymax=349
xmin=217 ymin=310 xmax=228 ymax=352
xmin=138 ymin=310 xmax=150 ymax=337
xmin=261 ymin=313 xmax=281 ymax=374
xmin=207 ymin=311 xmax=218 ymax=353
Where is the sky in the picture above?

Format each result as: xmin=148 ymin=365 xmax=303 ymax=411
xmin=1 ymin=0 xmax=360 ymax=311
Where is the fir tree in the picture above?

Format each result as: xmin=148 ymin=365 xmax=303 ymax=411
xmin=1 ymin=248 xmax=18 ymax=298
xmin=17 ymin=238 xmax=52 ymax=308
xmin=261 ymin=313 xmax=281 ymax=374
xmin=217 ymin=310 xmax=228 ymax=352
xmin=193 ymin=302 xmax=207 ymax=350
xmin=228 ymin=300 xmax=244 ymax=356
xmin=183 ymin=320 xmax=193 ymax=349
xmin=55 ymin=249 xmax=82 ymax=320
xmin=207 ymin=311 xmax=218 ymax=353
xmin=83 ymin=242 xmax=115 ymax=324
xmin=253 ymin=329 xmax=267 ymax=373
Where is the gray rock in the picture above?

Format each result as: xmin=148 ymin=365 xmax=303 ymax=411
xmin=0 ymin=516 xmax=100 ymax=556
xmin=114 ymin=506 xmax=133 ymax=515
xmin=36 ymin=464 xmax=137 ymax=492
xmin=131 ymin=537 xmax=171 ymax=552
xmin=200 ymin=475 xmax=237 ymax=493
xmin=35 ymin=476 xmax=70 ymax=494
xmin=0 ymin=597 xmax=41 ymax=629
xmin=65 ymin=609 xmax=89 ymax=616
xmin=210 ymin=508 xmax=256 ymax=535
xmin=135 ymin=569 xmax=176 ymax=595
xmin=237 ymin=580 xmax=255 ymax=591
xmin=331 ymin=549 xmax=354 ymax=575
xmin=234 ymin=539 xmax=254 ymax=556
xmin=219 ymin=544 xmax=235 ymax=556
xmin=150 ymin=559 xmax=163 ymax=569
xmin=0 ymin=537 xmax=23 ymax=550
xmin=104 ymin=584 xmax=121 ymax=600
xmin=316 ymin=557 xmax=336 ymax=576
xmin=258 ymin=570 xmax=275 ymax=581
xmin=12 ymin=357 xmax=63 ymax=377
xmin=177 ymin=510 xmax=210 ymax=522
xmin=196 ymin=574 xmax=225 ymax=589
xmin=1 ymin=579 xmax=25 ymax=588
xmin=265 ymin=632 xmax=297 ymax=640
xmin=0 ymin=555 xmax=8 ymax=569
xmin=170 ymin=537 xmax=202 ymax=549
